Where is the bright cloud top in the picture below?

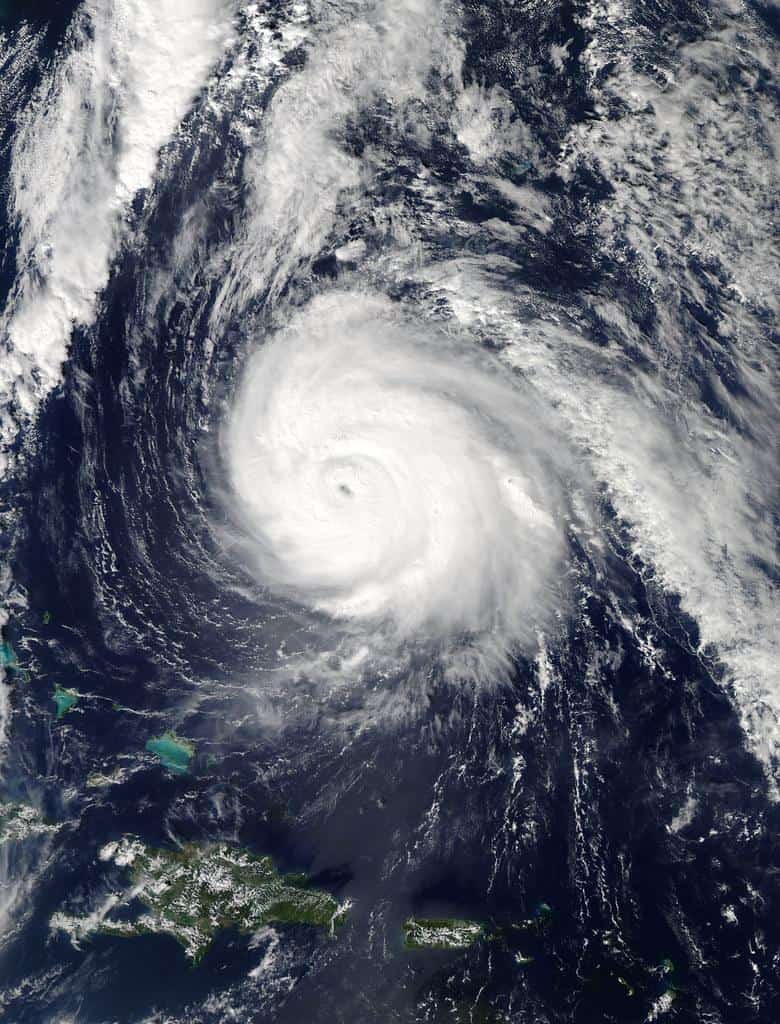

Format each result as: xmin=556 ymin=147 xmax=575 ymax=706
xmin=225 ymin=292 xmax=568 ymax=667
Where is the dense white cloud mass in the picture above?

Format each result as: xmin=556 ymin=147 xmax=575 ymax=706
xmin=225 ymin=292 xmax=569 ymax=674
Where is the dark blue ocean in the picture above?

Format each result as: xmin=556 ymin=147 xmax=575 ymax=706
xmin=0 ymin=1 xmax=778 ymax=1021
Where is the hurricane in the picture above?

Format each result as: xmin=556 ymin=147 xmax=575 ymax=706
xmin=0 ymin=1 xmax=778 ymax=1022
xmin=224 ymin=292 xmax=568 ymax=674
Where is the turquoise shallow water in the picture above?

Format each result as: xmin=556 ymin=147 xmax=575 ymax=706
xmin=0 ymin=642 xmax=17 ymax=668
xmin=0 ymin=1 xmax=777 ymax=1021
xmin=145 ymin=734 xmax=193 ymax=774
xmin=52 ymin=686 xmax=78 ymax=719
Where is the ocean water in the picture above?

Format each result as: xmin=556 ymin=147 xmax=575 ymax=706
xmin=0 ymin=1 xmax=777 ymax=1021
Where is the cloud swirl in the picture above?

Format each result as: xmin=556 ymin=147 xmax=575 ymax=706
xmin=224 ymin=292 xmax=569 ymax=676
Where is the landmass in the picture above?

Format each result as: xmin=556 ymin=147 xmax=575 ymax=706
xmin=403 ymin=917 xmax=484 ymax=950
xmin=52 ymin=837 xmax=350 ymax=961
xmin=86 ymin=767 xmax=127 ymax=788
xmin=0 ymin=801 xmax=59 ymax=846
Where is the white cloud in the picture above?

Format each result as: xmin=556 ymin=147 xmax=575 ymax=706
xmin=223 ymin=291 xmax=573 ymax=681
xmin=1 ymin=0 xmax=234 ymax=473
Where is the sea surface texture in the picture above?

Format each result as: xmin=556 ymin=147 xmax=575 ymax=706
xmin=0 ymin=1 xmax=777 ymax=1021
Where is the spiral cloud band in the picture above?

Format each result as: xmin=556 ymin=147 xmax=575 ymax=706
xmin=225 ymin=293 xmax=567 ymax=672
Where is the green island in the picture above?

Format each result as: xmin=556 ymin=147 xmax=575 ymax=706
xmin=86 ymin=767 xmax=126 ymax=788
xmin=53 ymin=837 xmax=350 ymax=962
xmin=403 ymin=917 xmax=484 ymax=950
xmin=510 ymin=901 xmax=554 ymax=936
xmin=53 ymin=685 xmax=80 ymax=719
xmin=0 ymin=801 xmax=59 ymax=846
xmin=145 ymin=732 xmax=194 ymax=774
